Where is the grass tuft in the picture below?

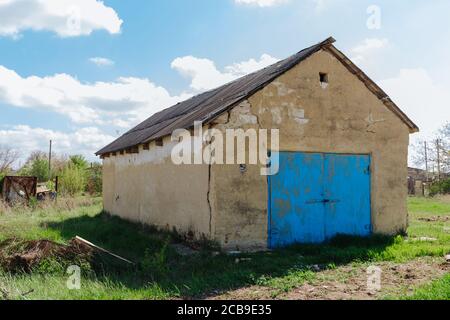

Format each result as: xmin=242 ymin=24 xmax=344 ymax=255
xmin=399 ymin=274 xmax=450 ymax=300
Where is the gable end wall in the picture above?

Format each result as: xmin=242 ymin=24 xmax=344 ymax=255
xmin=209 ymin=49 xmax=410 ymax=250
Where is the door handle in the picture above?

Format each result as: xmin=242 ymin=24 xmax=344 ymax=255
xmin=323 ymin=199 xmax=340 ymax=204
xmin=306 ymin=199 xmax=340 ymax=204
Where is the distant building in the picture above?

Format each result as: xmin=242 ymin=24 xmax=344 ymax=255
xmin=408 ymin=167 xmax=429 ymax=196
xmin=407 ymin=167 xmax=450 ymax=196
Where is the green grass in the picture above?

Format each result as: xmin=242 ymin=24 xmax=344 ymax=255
xmin=405 ymin=197 xmax=450 ymax=254
xmin=0 ymin=196 xmax=449 ymax=300
xmin=408 ymin=196 xmax=450 ymax=215
xmin=400 ymin=274 xmax=450 ymax=300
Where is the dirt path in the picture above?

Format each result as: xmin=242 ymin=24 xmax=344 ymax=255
xmin=207 ymin=257 xmax=449 ymax=300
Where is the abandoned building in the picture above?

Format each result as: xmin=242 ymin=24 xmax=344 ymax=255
xmin=96 ymin=37 xmax=419 ymax=250
xmin=408 ymin=167 xmax=429 ymax=197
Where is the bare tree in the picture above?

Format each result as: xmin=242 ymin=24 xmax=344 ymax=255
xmin=411 ymin=123 xmax=450 ymax=179
xmin=0 ymin=146 xmax=20 ymax=175
xmin=412 ymin=139 xmax=428 ymax=169
xmin=437 ymin=123 xmax=450 ymax=174
xmin=25 ymin=151 xmax=47 ymax=163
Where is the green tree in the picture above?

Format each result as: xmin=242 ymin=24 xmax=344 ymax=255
xmin=18 ymin=151 xmax=50 ymax=182
xmin=21 ymin=158 xmax=50 ymax=182
xmin=69 ymin=155 xmax=89 ymax=170
xmin=59 ymin=164 xmax=86 ymax=196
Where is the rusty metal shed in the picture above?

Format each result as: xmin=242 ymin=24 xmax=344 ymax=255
xmin=1 ymin=176 xmax=38 ymax=202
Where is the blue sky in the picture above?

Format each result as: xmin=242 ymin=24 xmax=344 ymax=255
xmin=0 ymin=0 xmax=449 ymax=164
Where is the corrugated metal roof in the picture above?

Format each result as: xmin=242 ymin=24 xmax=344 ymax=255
xmin=96 ymin=37 xmax=418 ymax=156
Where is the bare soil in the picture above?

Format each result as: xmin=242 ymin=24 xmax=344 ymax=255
xmin=207 ymin=257 xmax=449 ymax=300
xmin=418 ymin=216 xmax=450 ymax=223
xmin=0 ymin=238 xmax=94 ymax=273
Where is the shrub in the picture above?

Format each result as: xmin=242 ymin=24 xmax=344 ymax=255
xmin=0 ymin=174 xmax=4 ymax=194
xmin=86 ymin=163 xmax=102 ymax=195
xmin=429 ymin=178 xmax=450 ymax=197
xmin=0 ymin=199 xmax=8 ymax=214
xmin=59 ymin=165 xmax=86 ymax=196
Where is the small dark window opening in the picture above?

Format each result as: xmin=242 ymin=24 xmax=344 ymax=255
xmin=155 ymin=138 xmax=164 ymax=147
xmin=320 ymin=72 xmax=329 ymax=84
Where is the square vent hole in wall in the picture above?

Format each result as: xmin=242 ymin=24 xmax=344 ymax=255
xmin=320 ymin=72 xmax=329 ymax=89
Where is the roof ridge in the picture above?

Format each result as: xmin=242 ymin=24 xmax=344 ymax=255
xmin=108 ymin=38 xmax=335 ymax=141
xmin=97 ymin=36 xmax=420 ymax=156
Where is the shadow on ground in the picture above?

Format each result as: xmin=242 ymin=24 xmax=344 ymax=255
xmin=44 ymin=212 xmax=395 ymax=298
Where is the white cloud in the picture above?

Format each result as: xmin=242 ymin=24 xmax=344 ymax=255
xmin=0 ymin=52 xmax=279 ymax=160
xmin=350 ymin=38 xmax=389 ymax=66
xmin=0 ymin=65 xmax=191 ymax=128
xmin=171 ymin=57 xmax=235 ymax=92
xmin=0 ymin=53 xmax=277 ymax=130
xmin=225 ymin=54 xmax=279 ymax=75
xmin=234 ymin=0 xmax=288 ymax=7
xmin=0 ymin=0 xmax=123 ymax=38
xmin=89 ymin=57 xmax=115 ymax=67
xmin=0 ymin=125 xmax=114 ymax=162
xmin=171 ymin=54 xmax=279 ymax=91
xmin=311 ymin=0 xmax=342 ymax=12
xmin=379 ymin=68 xmax=450 ymax=142
xmin=235 ymin=0 xmax=330 ymax=10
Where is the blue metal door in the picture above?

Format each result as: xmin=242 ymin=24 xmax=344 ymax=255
xmin=268 ymin=153 xmax=325 ymax=247
xmin=268 ymin=152 xmax=371 ymax=248
xmin=323 ymin=154 xmax=372 ymax=239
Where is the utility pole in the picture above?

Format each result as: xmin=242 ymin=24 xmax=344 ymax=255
xmin=48 ymin=139 xmax=52 ymax=179
xmin=436 ymin=139 xmax=441 ymax=182
xmin=424 ymin=141 xmax=429 ymax=182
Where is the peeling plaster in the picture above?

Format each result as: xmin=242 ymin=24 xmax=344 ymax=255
xmin=272 ymin=81 xmax=295 ymax=96
xmin=271 ymin=108 xmax=282 ymax=125
xmin=288 ymin=106 xmax=310 ymax=125
xmin=224 ymin=100 xmax=259 ymax=128
xmin=365 ymin=112 xmax=386 ymax=133
xmin=104 ymin=140 xmax=175 ymax=168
